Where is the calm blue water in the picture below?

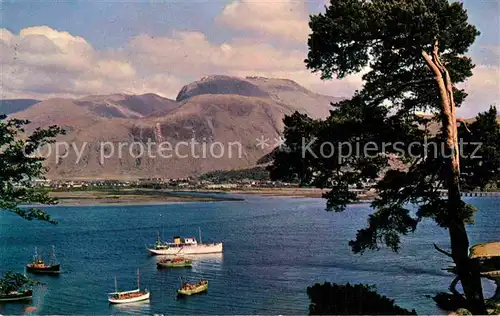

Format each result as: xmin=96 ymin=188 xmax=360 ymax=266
xmin=1 ymin=195 xmax=499 ymax=315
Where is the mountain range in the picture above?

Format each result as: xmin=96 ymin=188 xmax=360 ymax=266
xmin=2 ymin=75 xmax=341 ymax=180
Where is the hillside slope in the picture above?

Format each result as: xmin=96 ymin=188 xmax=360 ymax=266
xmin=10 ymin=75 xmax=339 ymax=179
xmin=0 ymin=99 xmax=40 ymax=115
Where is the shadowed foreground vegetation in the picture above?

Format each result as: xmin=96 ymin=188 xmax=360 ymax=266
xmin=307 ymin=282 xmax=417 ymax=315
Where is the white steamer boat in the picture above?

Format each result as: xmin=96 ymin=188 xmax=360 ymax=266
xmin=147 ymin=228 xmax=223 ymax=255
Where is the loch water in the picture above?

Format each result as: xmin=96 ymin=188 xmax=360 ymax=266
xmin=1 ymin=195 xmax=499 ymax=314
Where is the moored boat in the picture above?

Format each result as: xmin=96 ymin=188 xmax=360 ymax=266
xmin=445 ymin=242 xmax=500 ymax=278
xmin=108 ymin=288 xmax=150 ymax=304
xmin=147 ymin=228 xmax=223 ymax=255
xmin=470 ymin=241 xmax=500 ymax=278
xmin=437 ymin=241 xmax=500 ymax=311
xmin=157 ymin=257 xmax=192 ymax=268
xmin=108 ymin=269 xmax=150 ymax=304
xmin=0 ymin=289 xmax=33 ymax=302
xmin=26 ymin=246 xmax=60 ymax=274
xmin=177 ymin=278 xmax=208 ymax=296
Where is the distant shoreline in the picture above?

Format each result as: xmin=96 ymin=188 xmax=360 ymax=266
xmin=29 ymin=184 xmax=498 ymax=207
xmin=229 ymin=187 xmax=327 ymax=198
xmin=33 ymin=187 xmax=376 ymax=207
xmin=41 ymin=189 xmax=244 ymax=206
xmin=229 ymin=188 xmax=377 ymax=202
xmin=29 ymin=187 xmax=496 ymax=207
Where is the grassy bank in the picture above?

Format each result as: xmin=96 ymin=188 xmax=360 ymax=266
xmin=48 ymin=189 xmax=243 ymax=206
xmin=39 ymin=187 xmax=380 ymax=206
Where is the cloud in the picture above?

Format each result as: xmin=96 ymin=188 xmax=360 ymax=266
xmin=127 ymin=32 xmax=304 ymax=73
xmin=216 ymin=0 xmax=310 ymax=44
xmin=0 ymin=26 xmax=141 ymax=99
xmin=473 ymin=45 xmax=500 ymax=67
xmin=457 ymin=63 xmax=500 ymax=117
xmin=125 ymin=30 xmax=362 ymax=98
xmin=1 ymin=25 xmax=361 ymax=101
xmin=1 ymin=22 xmax=497 ymax=118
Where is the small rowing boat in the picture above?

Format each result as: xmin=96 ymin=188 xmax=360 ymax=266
xmin=0 ymin=272 xmax=38 ymax=302
xmin=177 ymin=278 xmax=208 ymax=296
xmin=0 ymin=289 xmax=33 ymax=302
xmin=157 ymin=257 xmax=192 ymax=269
xmin=470 ymin=241 xmax=500 ymax=278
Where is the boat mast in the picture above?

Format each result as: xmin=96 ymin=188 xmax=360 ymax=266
xmin=137 ymin=268 xmax=140 ymax=290
xmin=50 ymin=246 xmax=55 ymax=265
xmin=199 ymin=227 xmax=202 ymax=244
xmin=114 ymin=275 xmax=118 ymax=293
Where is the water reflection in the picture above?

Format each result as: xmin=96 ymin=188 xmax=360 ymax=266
xmin=153 ymin=254 xmax=223 ymax=282
xmin=109 ymin=300 xmax=151 ymax=315
xmin=186 ymin=253 xmax=223 ymax=262
xmin=0 ymin=300 xmax=31 ymax=316
xmin=0 ymin=293 xmax=43 ymax=316
xmin=28 ymin=284 xmax=48 ymax=315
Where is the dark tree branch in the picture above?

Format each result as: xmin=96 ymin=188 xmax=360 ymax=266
xmin=449 ymin=276 xmax=464 ymax=298
xmin=434 ymin=243 xmax=453 ymax=258
xmin=457 ymin=118 xmax=472 ymax=134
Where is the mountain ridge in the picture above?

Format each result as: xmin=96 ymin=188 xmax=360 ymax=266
xmin=3 ymin=76 xmax=497 ymax=180
xmin=6 ymin=75 xmax=340 ymax=179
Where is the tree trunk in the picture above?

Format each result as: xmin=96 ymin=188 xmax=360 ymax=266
xmin=447 ymin=182 xmax=486 ymax=314
xmin=422 ymin=42 xmax=487 ymax=314
xmin=492 ymin=279 xmax=500 ymax=301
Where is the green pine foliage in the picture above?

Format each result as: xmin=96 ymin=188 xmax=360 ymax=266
xmin=0 ymin=114 xmax=65 ymax=223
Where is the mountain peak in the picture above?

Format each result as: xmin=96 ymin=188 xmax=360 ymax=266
xmin=176 ymin=75 xmax=270 ymax=102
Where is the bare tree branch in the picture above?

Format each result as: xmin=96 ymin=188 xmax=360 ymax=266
xmin=457 ymin=118 xmax=472 ymax=134
xmin=449 ymin=276 xmax=464 ymax=298
xmin=434 ymin=243 xmax=453 ymax=258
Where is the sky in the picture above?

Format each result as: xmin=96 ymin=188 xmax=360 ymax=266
xmin=0 ymin=0 xmax=498 ymax=117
